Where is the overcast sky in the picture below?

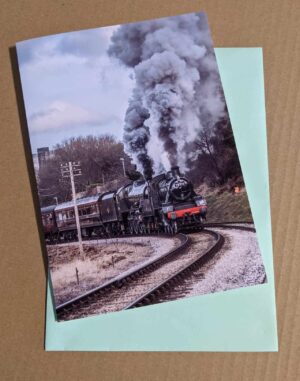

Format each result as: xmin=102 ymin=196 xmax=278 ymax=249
xmin=17 ymin=25 xmax=134 ymax=153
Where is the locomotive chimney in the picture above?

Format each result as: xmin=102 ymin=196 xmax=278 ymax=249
xmin=171 ymin=166 xmax=180 ymax=177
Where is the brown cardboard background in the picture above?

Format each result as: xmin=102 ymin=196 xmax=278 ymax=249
xmin=0 ymin=0 xmax=299 ymax=380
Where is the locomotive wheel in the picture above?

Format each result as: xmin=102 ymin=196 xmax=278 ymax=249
xmin=165 ymin=225 xmax=171 ymax=235
xmin=172 ymin=221 xmax=178 ymax=234
xmin=134 ymin=223 xmax=139 ymax=235
xmin=170 ymin=224 xmax=175 ymax=235
xmin=147 ymin=223 xmax=151 ymax=234
xmin=129 ymin=224 xmax=134 ymax=235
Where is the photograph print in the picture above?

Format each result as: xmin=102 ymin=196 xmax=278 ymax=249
xmin=17 ymin=12 xmax=266 ymax=322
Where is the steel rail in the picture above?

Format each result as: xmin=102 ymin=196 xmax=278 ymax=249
xmin=56 ymin=232 xmax=190 ymax=319
xmin=124 ymin=228 xmax=224 ymax=309
xmin=56 ymin=223 xmax=258 ymax=319
xmin=204 ymin=222 xmax=256 ymax=233
xmin=124 ymin=223 xmax=259 ymax=310
xmin=47 ymin=221 xmax=254 ymax=245
xmin=205 ymin=223 xmax=266 ymax=286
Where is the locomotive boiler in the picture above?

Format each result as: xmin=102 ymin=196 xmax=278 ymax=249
xmin=156 ymin=166 xmax=207 ymax=233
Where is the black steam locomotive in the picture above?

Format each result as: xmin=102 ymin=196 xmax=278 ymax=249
xmin=41 ymin=166 xmax=207 ymax=241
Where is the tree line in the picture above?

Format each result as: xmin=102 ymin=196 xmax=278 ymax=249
xmin=187 ymin=118 xmax=244 ymax=189
xmin=37 ymin=127 xmax=244 ymax=207
xmin=37 ymin=135 xmax=132 ymax=206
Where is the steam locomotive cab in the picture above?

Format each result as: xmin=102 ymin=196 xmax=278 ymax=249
xmin=159 ymin=166 xmax=207 ymax=232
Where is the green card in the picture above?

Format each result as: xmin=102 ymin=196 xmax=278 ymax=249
xmin=45 ymin=47 xmax=278 ymax=351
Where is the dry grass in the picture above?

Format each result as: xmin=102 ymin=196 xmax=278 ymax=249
xmin=47 ymin=236 xmax=179 ymax=305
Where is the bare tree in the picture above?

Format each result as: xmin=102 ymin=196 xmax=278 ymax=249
xmin=38 ymin=135 xmax=133 ymax=206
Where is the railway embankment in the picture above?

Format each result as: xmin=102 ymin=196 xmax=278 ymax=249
xmin=196 ymin=186 xmax=253 ymax=222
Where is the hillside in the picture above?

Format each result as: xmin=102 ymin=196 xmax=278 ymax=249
xmin=197 ymin=187 xmax=253 ymax=223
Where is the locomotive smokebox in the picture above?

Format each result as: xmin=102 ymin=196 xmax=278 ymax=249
xmin=171 ymin=166 xmax=181 ymax=177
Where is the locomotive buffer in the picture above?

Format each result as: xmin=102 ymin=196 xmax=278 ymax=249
xmin=60 ymin=161 xmax=84 ymax=258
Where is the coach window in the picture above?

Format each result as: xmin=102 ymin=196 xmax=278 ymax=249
xmin=90 ymin=204 xmax=97 ymax=214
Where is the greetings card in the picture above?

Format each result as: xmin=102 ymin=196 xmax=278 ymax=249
xmin=17 ymin=13 xmax=268 ymax=323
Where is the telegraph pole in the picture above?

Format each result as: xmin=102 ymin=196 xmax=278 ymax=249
xmin=60 ymin=161 xmax=84 ymax=258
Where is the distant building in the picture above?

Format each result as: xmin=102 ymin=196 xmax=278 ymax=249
xmin=32 ymin=147 xmax=54 ymax=178
xmin=37 ymin=147 xmax=50 ymax=169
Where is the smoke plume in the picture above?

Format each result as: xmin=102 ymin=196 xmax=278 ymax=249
xmin=123 ymin=88 xmax=153 ymax=179
xmin=108 ymin=12 xmax=225 ymax=175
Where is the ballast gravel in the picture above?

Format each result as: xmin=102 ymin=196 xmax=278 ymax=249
xmin=189 ymin=227 xmax=266 ymax=297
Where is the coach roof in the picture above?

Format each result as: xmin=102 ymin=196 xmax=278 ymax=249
xmin=54 ymin=194 xmax=101 ymax=212
xmin=41 ymin=205 xmax=57 ymax=214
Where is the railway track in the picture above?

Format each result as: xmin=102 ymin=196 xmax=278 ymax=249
xmin=56 ymin=232 xmax=190 ymax=321
xmin=203 ymin=222 xmax=256 ymax=233
xmin=48 ymin=221 xmax=254 ymax=246
xmin=56 ymin=222 xmax=258 ymax=320
xmin=125 ymin=223 xmax=257 ymax=309
xmin=124 ymin=228 xmax=223 ymax=309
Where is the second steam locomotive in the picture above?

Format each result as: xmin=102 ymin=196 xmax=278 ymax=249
xmin=41 ymin=166 xmax=207 ymax=241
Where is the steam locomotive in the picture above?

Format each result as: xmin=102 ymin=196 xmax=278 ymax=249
xmin=41 ymin=166 xmax=207 ymax=241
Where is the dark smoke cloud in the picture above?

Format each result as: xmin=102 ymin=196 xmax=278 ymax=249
xmin=108 ymin=12 xmax=225 ymax=174
xmin=123 ymin=89 xmax=153 ymax=179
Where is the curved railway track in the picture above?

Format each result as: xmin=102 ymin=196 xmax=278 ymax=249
xmin=125 ymin=223 xmax=258 ymax=309
xmin=56 ymin=222 xmax=259 ymax=320
xmin=124 ymin=228 xmax=223 ymax=309
xmin=203 ymin=222 xmax=256 ymax=233
xmin=56 ymin=232 xmax=190 ymax=321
